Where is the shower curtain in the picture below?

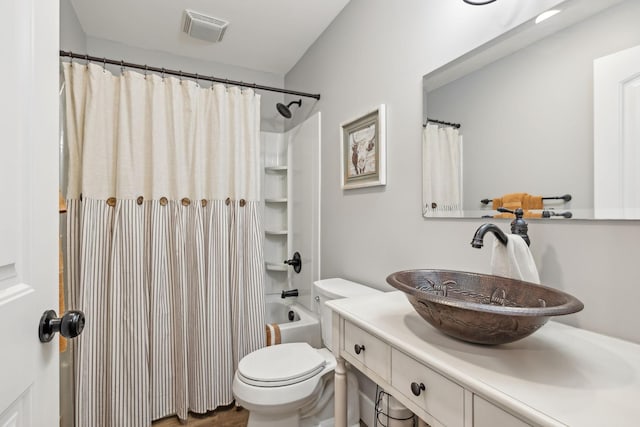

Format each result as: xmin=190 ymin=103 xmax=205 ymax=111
xmin=63 ymin=62 xmax=266 ymax=427
xmin=422 ymin=123 xmax=463 ymax=216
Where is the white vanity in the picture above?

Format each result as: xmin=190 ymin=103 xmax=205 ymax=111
xmin=328 ymin=291 xmax=640 ymax=426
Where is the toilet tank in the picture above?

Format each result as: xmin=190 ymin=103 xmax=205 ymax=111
xmin=313 ymin=278 xmax=382 ymax=351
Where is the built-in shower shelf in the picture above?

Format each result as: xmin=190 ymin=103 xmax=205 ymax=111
xmin=262 ymin=137 xmax=289 ymax=291
xmin=265 ymin=229 xmax=288 ymax=236
xmin=265 ymin=166 xmax=288 ymax=172
xmin=265 ymin=262 xmax=288 ymax=272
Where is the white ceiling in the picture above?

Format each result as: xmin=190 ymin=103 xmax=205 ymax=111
xmin=70 ymin=0 xmax=350 ymax=75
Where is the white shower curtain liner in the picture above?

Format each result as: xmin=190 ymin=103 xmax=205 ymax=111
xmin=63 ymin=62 xmax=265 ymax=426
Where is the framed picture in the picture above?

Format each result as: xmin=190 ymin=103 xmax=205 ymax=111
xmin=340 ymin=104 xmax=386 ymax=189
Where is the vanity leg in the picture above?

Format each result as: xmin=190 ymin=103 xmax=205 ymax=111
xmin=335 ymin=356 xmax=348 ymax=427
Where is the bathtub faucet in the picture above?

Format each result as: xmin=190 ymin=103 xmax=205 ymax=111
xmin=281 ymin=289 xmax=299 ymax=299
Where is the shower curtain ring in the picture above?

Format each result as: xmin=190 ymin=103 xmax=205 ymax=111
xmin=144 ymin=65 xmax=148 ymax=79
xmin=120 ymin=60 xmax=125 ymax=74
xmin=102 ymin=57 xmax=106 ymax=73
xmin=195 ymin=73 xmax=199 ymax=87
xmin=179 ymin=70 xmax=183 ymax=84
xmin=161 ymin=68 xmax=165 ymax=81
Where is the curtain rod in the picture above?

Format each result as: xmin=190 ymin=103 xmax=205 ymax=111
xmin=423 ymin=117 xmax=461 ymax=129
xmin=59 ymin=50 xmax=321 ymax=100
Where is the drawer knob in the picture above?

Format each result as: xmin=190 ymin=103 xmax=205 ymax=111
xmin=354 ymin=344 xmax=366 ymax=355
xmin=410 ymin=382 xmax=426 ymax=396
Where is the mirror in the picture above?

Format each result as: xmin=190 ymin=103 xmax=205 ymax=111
xmin=422 ymin=0 xmax=640 ymax=220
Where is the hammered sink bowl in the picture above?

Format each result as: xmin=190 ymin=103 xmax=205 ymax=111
xmin=386 ymin=269 xmax=584 ymax=345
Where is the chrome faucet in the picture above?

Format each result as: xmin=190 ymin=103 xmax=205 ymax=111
xmin=471 ymin=208 xmax=530 ymax=248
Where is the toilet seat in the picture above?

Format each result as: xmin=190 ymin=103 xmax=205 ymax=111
xmin=233 ymin=347 xmax=336 ymax=411
xmin=237 ymin=343 xmax=327 ymax=387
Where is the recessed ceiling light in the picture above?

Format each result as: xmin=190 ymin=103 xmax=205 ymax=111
xmin=535 ymin=9 xmax=561 ymax=24
xmin=462 ymin=0 xmax=497 ymax=4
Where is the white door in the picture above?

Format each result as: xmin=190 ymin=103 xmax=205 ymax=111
xmin=288 ymin=113 xmax=321 ymax=308
xmin=0 ymin=0 xmax=60 ymax=425
xmin=594 ymin=44 xmax=640 ymax=219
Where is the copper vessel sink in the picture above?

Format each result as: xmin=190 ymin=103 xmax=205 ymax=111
xmin=387 ymin=269 xmax=584 ymax=345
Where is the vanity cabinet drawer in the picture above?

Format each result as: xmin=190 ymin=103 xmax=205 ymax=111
xmin=343 ymin=321 xmax=390 ymax=381
xmin=473 ymin=395 xmax=531 ymax=427
xmin=391 ymin=348 xmax=464 ymax=427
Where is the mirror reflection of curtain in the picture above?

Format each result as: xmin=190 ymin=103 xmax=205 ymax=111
xmin=63 ymin=62 xmax=265 ymax=426
xmin=422 ymin=124 xmax=463 ymax=217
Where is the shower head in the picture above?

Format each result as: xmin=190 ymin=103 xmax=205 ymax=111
xmin=276 ymin=99 xmax=302 ymax=119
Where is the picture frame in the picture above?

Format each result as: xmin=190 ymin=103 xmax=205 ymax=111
xmin=340 ymin=104 xmax=386 ymax=189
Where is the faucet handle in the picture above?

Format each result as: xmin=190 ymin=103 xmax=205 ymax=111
xmin=284 ymin=252 xmax=302 ymax=274
xmin=498 ymin=208 xmax=530 ymax=246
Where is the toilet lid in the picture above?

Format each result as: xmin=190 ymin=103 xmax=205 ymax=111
xmin=238 ymin=342 xmax=327 ymax=387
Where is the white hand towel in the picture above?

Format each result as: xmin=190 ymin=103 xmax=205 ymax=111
xmin=491 ymin=234 xmax=540 ymax=284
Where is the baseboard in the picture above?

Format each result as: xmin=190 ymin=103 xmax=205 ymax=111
xmin=359 ymin=390 xmax=376 ymax=427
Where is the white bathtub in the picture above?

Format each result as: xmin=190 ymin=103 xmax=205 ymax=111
xmin=265 ymin=300 xmax=321 ymax=348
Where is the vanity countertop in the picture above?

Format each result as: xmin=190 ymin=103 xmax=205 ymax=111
xmin=327 ymin=291 xmax=640 ymax=426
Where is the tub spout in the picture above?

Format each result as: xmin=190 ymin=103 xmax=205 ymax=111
xmin=470 ymin=223 xmax=508 ymax=248
xmin=281 ymin=289 xmax=299 ymax=299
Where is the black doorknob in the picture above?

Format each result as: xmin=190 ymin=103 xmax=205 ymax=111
xmin=354 ymin=344 xmax=365 ymax=355
xmin=39 ymin=310 xmax=85 ymax=343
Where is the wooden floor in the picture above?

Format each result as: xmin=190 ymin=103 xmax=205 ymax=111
xmin=152 ymin=405 xmax=249 ymax=427
xmin=151 ymin=404 xmax=368 ymax=427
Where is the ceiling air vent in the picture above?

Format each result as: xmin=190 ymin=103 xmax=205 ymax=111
xmin=183 ymin=9 xmax=229 ymax=43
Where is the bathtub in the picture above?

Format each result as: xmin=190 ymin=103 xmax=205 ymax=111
xmin=264 ymin=300 xmax=321 ymax=348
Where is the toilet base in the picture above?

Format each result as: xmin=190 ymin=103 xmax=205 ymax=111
xmin=244 ymin=370 xmax=360 ymax=427
xmin=299 ymin=370 xmax=360 ymax=427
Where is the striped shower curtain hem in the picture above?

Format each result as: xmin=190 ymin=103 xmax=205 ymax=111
xmin=67 ymin=198 xmax=265 ymax=426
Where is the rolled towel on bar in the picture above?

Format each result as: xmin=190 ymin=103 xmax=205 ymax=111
xmin=491 ymin=234 xmax=540 ymax=284
xmin=265 ymin=323 xmax=282 ymax=346
xmin=492 ymin=193 xmax=544 ymax=211
xmin=523 ymin=194 xmax=543 ymax=210
xmin=492 ymin=193 xmax=526 ymax=210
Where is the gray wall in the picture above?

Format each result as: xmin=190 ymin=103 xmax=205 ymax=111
xmin=286 ymin=0 xmax=640 ymax=344
xmin=428 ymin=1 xmax=640 ymax=217
xmin=60 ymin=0 xmax=86 ymax=53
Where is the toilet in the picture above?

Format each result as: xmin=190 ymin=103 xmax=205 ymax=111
xmin=232 ymin=278 xmax=381 ymax=427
